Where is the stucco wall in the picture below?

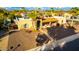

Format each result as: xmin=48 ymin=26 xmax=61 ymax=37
xmin=15 ymin=18 xmax=33 ymax=30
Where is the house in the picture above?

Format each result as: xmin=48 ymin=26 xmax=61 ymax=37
xmin=43 ymin=13 xmax=68 ymax=25
xmin=14 ymin=18 xmax=35 ymax=30
xmin=64 ymin=13 xmax=72 ymax=19
xmin=14 ymin=15 xmax=65 ymax=30
xmin=54 ymin=13 xmax=72 ymax=25
xmin=41 ymin=18 xmax=57 ymax=28
xmin=53 ymin=16 xmax=66 ymax=25
xmin=66 ymin=15 xmax=79 ymax=26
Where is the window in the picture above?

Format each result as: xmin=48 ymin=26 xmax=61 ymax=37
xmin=24 ymin=24 xmax=28 ymax=28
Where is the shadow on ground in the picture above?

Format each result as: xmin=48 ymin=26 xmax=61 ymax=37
xmin=46 ymin=25 xmax=79 ymax=51
xmin=47 ymin=25 xmax=76 ymax=40
xmin=53 ymin=38 xmax=79 ymax=51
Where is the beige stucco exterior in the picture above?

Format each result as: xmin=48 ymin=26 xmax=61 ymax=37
xmin=14 ymin=18 xmax=58 ymax=30
xmin=64 ymin=13 xmax=72 ymax=19
xmin=14 ymin=18 xmax=35 ymax=30
xmin=53 ymin=16 xmax=66 ymax=25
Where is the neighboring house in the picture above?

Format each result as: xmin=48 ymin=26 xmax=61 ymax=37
xmin=14 ymin=16 xmax=58 ymax=30
xmin=66 ymin=15 xmax=79 ymax=22
xmin=43 ymin=12 xmax=72 ymax=25
xmin=13 ymin=15 xmax=68 ymax=30
xmin=14 ymin=18 xmax=35 ymax=30
xmin=64 ymin=13 xmax=79 ymax=22
xmin=53 ymin=16 xmax=66 ymax=25
xmin=64 ymin=13 xmax=72 ymax=19
xmin=41 ymin=18 xmax=57 ymax=28
xmin=66 ymin=15 xmax=79 ymax=26
xmin=43 ymin=13 xmax=67 ymax=25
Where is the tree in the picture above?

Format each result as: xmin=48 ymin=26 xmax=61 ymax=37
xmin=21 ymin=7 xmax=27 ymax=12
xmin=50 ymin=7 xmax=54 ymax=15
xmin=0 ymin=8 xmax=9 ymax=29
xmin=69 ymin=7 xmax=79 ymax=16
xmin=50 ymin=7 xmax=54 ymax=11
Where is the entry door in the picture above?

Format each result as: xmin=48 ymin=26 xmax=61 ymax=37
xmin=36 ymin=20 xmax=40 ymax=30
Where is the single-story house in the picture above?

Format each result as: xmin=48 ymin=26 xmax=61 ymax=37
xmin=14 ymin=18 xmax=35 ymax=30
